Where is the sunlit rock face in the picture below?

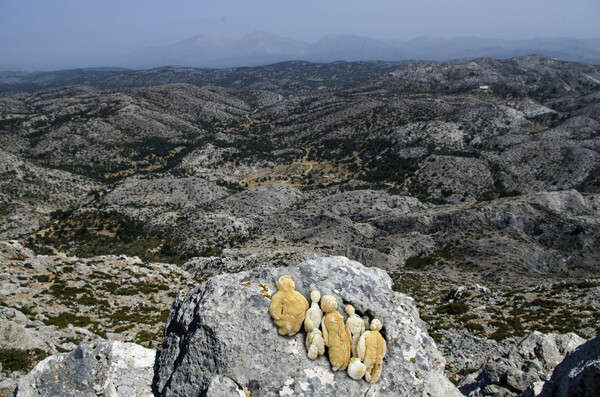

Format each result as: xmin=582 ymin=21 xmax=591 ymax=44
xmin=12 ymin=341 xmax=156 ymax=397
xmin=154 ymin=256 xmax=461 ymax=397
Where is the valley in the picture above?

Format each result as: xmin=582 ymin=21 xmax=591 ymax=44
xmin=1 ymin=55 xmax=599 ymax=394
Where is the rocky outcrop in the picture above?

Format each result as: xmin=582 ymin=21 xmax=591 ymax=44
xmin=0 ymin=240 xmax=194 ymax=374
xmin=155 ymin=256 xmax=461 ymax=396
xmin=0 ymin=317 xmax=49 ymax=352
xmin=102 ymin=176 xmax=230 ymax=209
xmin=0 ymin=148 xmax=100 ymax=240
xmin=11 ymin=341 xmax=156 ymax=397
xmin=459 ymin=331 xmax=585 ymax=396
xmin=214 ymin=184 xmax=305 ymax=216
xmin=526 ymin=333 xmax=600 ymax=397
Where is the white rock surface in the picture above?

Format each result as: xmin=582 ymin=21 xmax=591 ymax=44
xmin=155 ymin=256 xmax=461 ymax=396
xmin=529 ymin=333 xmax=600 ymax=397
xmin=12 ymin=341 xmax=156 ymax=397
xmin=459 ymin=331 xmax=585 ymax=396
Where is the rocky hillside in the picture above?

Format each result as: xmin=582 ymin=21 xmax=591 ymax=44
xmin=7 ymin=257 xmax=600 ymax=397
xmin=11 ymin=257 xmax=463 ymax=396
xmin=0 ymin=56 xmax=599 ymax=395
xmin=1 ymin=56 xmax=599 ymax=273
xmin=0 ymin=241 xmax=194 ymax=395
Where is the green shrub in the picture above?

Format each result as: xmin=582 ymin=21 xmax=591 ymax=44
xmin=44 ymin=313 xmax=92 ymax=328
xmin=135 ymin=330 xmax=159 ymax=344
xmin=531 ymin=299 xmax=556 ymax=309
xmin=437 ymin=303 xmax=469 ymax=315
xmin=404 ymin=255 xmax=436 ymax=270
xmin=466 ymin=321 xmax=485 ymax=332
xmin=429 ymin=331 xmax=443 ymax=343
xmin=0 ymin=348 xmax=46 ymax=372
xmin=459 ymin=314 xmax=478 ymax=323
xmin=33 ymin=274 xmax=50 ymax=282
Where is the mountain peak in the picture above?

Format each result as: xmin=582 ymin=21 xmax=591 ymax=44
xmin=243 ymin=30 xmax=287 ymax=40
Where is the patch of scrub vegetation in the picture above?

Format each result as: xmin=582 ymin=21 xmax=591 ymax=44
xmin=404 ymin=255 xmax=436 ymax=270
xmin=465 ymin=321 xmax=485 ymax=333
xmin=21 ymin=211 xmax=205 ymax=264
xmin=33 ymin=274 xmax=50 ymax=282
xmin=46 ymin=279 xmax=90 ymax=302
xmin=437 ymin=303 xmax=469 ymax=315
xmin=0 ymin=348 xmax=47 ymax=373
xmin=489 ymin=316 xmax=524 ymax=341
xmin=403 ymin=249 xmax=455 ymax=270
xmin=107 ymin=306 xmax=159 ymax=327
xmin=135 ymin=329 xmax=161 ymax=345
xmin=44 ymin=312 xmax=92 ymax=328
xmin=113 ymin=282 xmax=170 ymax=296
xmin=212 ymin=136 xmax=278 ymax=162
xmin=391 ymin=266 xmax=600 ymax=342
xmin=391 ymin=272 xmax=436 ymax=302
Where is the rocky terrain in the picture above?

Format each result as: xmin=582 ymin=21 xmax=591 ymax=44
xmin=458 ymin=331 xmax=585 ymax=395
xmin=6 ymin=257 xmax=600 ymax=397
xmin=11 ymin=257 xmax=463 ymax=396
xmin=0 ymin=55 xmax=599 ymax=395
xmin=12 ymin=341 xmax=156 ymax=397
xmin=0 ymin=240 xmax=194 ymax=395
xmin=534 ymin=333 xmax=600 ymax=396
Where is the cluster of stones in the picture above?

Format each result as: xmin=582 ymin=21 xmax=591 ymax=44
xmin=268 ymin=275 xmax=386 ymax=383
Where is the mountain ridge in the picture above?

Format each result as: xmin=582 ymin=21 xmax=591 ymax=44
xmin=5 ymin=33 xmax=600 ymax=72
xmin=121 ymin=32 xmax=600 ymax=69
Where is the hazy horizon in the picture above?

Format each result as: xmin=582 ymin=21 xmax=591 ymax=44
xmin=1 ymin=0 xmax=600 ymax=70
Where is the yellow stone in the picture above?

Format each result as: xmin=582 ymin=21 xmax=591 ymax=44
xmin=320 ymin=295 xmax=351 ymax=371
xmin=268 ymin=275 xmax=309 ymax=336
xmin=358 ymin=319 xmax=387 ymax=383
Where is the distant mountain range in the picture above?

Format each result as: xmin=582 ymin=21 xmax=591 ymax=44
xmin=120 ymin=31 xmax=600 ymax=68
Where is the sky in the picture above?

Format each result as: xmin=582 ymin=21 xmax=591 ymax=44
xmin=1 ymin=0 xmax=599 ymax=70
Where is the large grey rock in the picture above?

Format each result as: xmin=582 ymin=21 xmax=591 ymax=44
xmin=102 ymin=176 xmax=230 ymax=208
xmin=155 ymin=256 xmax=461 ymax=396
xmin=460 ymin=331 xmax=585 ymax=396
xmin=531 ymin=333 xmax=600 ymax=397
xmin=214 ymin=183 xmax=304 ymax=216
xmin=0 ymin=319 xmax=49 ymax=352
xmin=0 ymin=241 xmax=35 ymax=261
xmin=12 ymin=341 xmax=156 ymax=397
xmin=507 ymin=331 xmax=585 ymax=377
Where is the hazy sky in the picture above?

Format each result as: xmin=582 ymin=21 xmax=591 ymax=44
xmin=1 ymin=0 xmax=599 ymax=70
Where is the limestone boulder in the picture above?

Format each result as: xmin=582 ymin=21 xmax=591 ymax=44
xmin=154 ymin=256 xmax=461 ymax=396
xmin=531 ymin=333 xmax=600 ymax=397
xmin=11 ymin=341 xmax=155 ymax=397
xmin=459 ymin=331 xmax=585 ymax=396
xmin=0 ymin=319 xmax=49 ymax=352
